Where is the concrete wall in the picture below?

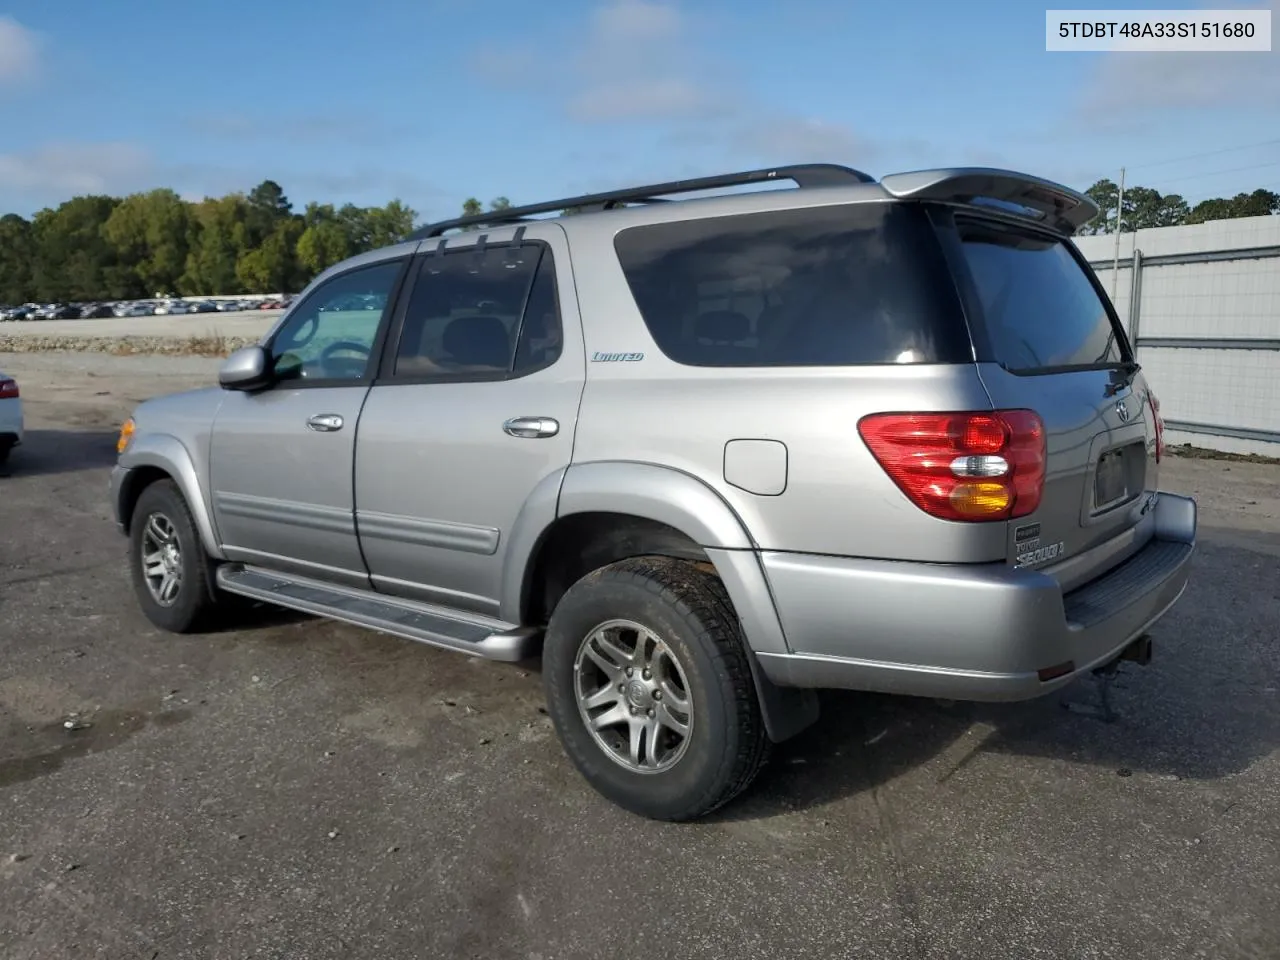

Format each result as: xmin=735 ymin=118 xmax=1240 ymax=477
xmin=1074 ymin=215 xmax=1280 ymax=457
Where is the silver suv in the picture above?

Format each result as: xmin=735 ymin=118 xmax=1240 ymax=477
xmin=111 ymin=164 xmax=1196 ymax=820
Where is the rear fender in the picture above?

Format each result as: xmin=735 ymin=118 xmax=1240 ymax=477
xmin=552 ymin=461 xmax=816 ymax=742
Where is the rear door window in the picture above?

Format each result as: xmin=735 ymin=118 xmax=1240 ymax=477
xmin=956 ymin=220 xmax=1126 ymax=372
xmin=613 ymin=204 xmax=971 ymax=367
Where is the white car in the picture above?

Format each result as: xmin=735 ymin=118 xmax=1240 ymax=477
xmin=0 ymin=370 xmax=23 ymax=466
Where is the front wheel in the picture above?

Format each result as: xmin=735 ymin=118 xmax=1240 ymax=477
xmin=128 ymin=479 xmax=221 ymax=633
xmin=542 ymin=556 xmax=770 ymax=821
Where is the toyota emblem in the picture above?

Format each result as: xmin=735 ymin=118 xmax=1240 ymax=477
xmin=1115 ymin=400 xmax=1130 ymax=421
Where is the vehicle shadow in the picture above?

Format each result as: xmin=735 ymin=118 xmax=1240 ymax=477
xmin=713 ymin=535 xmax=1280 ymax=822
xmin=0 ymin=429 xmax=119 ymax=478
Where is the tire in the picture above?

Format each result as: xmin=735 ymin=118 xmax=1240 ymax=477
xmin=128 ymin=479 xmax=220 ymax=633
xmin=542 ymin=556 xmax=770 ymax=821
xmin=0 ymin=442 xmax=11 ymax=466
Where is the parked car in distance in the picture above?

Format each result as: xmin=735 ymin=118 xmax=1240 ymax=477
xmin=80 ymin=303 xmax=116 ymax=318
xmin=0 ymin=370 xmax=23 ymax=465
xmin=110 ymin=162 xmax=1196 ymax=821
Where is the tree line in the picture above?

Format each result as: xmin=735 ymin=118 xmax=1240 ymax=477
xmin=4 ymin=174 xmax=1277 ymax=304
xmin=0 ymin=181 xmax=416 ymax=304
xmin=1078 ymin=179 xmax=1280 ymax=235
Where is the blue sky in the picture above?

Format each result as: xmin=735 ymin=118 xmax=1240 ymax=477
xmin=1 ymin=0 xmax=1278 ymax=223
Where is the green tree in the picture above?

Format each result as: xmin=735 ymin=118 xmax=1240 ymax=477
xmin=1188 ymin=188 xmax=1280 ymax=224
xmin=336 ymin=203 xmax=374 ymax=251
xmin=236 ymin=217 xmax=304 ymax=293
xmin=244 ymin=179 xmax=292 ymax=248
xmin=103 ymin=189 xmax=193 ymax=296
xmin=1081 ymin=179 xmax=1191 ymax=233
xmin=0 ymin=214 xmax=34 ymax=303
xmin=1123 ymin=186 xmax=1189 ymax=230
xmin=30 ymin=196 xmax=122 ymax=301
xmin=181 ymin=194 xmax=250 ymax=294
xmin=366 ymin=199 xmax=416 ymax=248
xmin=297 ymin=219 xmax=351 ymax=275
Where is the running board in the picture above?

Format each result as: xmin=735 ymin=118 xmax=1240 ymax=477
xmin=215 ymin=564 xmax=541 ymax=662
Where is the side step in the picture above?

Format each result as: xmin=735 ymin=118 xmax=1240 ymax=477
xmin=215 ymin=564 xmax=541 ymax=662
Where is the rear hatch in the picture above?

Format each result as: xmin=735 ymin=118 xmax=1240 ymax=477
xmin=939 ymin=211 xmax=1163 ymax=588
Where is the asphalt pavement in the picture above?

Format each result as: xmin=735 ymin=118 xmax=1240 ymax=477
xmin=1 ymin=352 xmax=1277 ymax=960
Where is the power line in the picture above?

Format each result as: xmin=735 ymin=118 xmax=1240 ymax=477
xmin=1078 ymin=136 xmax=1280 ymax=186
xmin=1125 ymin=137 xmax=1280 ymax=174
xmin=1144 ymin=159 xmax=1280 ymax=189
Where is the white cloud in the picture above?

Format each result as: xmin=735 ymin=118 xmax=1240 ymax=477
xmin=0 ymin=142 xmax=154 ymax=198
xmin=1080 ymin=51 xmax=1280 ymax=112
xmin=469 ymin=0 xmax=871 ymax=169
xmin=566 ymin=0 xmax=719 ymax=122
xmin=0 ymin=16 xmax=40 ymax=87
xmin=1077 ymin=0 xmax=1280 ymax=112
xmin=726 ymin=115 xmax=870 ymax=166
xmin=185 ymin=111 xmax=408 ymax=145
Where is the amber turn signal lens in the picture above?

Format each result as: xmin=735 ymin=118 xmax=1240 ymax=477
xmin=948 ymin=481 xmax=1012 ymax=517
xmin=117 ymin=418 xmax=135 ymax=453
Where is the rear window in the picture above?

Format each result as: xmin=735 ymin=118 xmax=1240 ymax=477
xmin=613 ymin=204 xmax=971 ymax=367
xmin=957 ymin=220 xmax=1125 ymax=372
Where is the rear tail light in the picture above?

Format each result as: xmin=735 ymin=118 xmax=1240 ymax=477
xmin=1148 ymin=391 xmax=1165 ymax=462
xmin=858 ymin=410 xmax=1046 ymax=522
xmin=0 ymin=378 xmax=17 ymax=399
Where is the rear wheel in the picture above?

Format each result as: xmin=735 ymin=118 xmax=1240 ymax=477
xmin=0 ymin=441 xmax=11 ymax=466
xmin=542 ymin=556 xmax=769 ymax=821
xmin=129 ymin=479 xmax=220 ymax=633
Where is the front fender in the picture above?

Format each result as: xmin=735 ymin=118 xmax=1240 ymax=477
xmin=116 ymin=433 xmax=224 ymax=559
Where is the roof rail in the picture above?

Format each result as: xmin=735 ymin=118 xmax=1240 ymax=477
xmin=409 ymin=163 xmax=875 ymax=239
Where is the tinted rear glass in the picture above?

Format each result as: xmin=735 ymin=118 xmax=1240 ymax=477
xmin=613 ymin=204 xmax=971 ymax=367
xmin=957 ymin=220 xmax=1124 ymax=372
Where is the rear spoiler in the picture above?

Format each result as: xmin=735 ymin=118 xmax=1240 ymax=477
xmin=879 ymin=168 xmax=1099 ymax=236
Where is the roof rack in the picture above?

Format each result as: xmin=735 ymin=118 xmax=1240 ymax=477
xmin=409 ymin=163 xmax=875 ymax=239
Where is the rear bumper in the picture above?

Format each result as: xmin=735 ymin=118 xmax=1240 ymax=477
xmin=0 ymin=396 xmax=22 ymax=445
xmin=755 ymin=492 xmax=1196 ymax=701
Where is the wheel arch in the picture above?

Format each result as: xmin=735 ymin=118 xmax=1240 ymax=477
xmin=505 ymin=461 xmax=817 ymax=742
xmin=117 ymin=434 xmax=224 ymax=559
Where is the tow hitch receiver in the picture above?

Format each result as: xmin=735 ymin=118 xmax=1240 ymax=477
xmin=1063 ymin=635 xmax=1154 ymax=722
xmin=1120 ymin=633 xmax=1153 ymax=666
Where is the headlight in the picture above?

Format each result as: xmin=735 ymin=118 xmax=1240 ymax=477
xmin=117 ymin=417 xmax=136 ymax=454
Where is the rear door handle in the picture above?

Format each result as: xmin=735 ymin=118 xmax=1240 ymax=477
xmin=306 ymin=413 xmax=344 ymax=432
xmin=503 ymin=416 xmax=559 ymax=439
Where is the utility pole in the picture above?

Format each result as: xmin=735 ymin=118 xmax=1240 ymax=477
xmin=1110 ymin=166 xmax=1126 ymax=303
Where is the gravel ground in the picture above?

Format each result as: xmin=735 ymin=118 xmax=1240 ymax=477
xmin=1 ymin=351 xmax=1278 ymax=960
xmin=0 ymin=312 xmax=279 ymax=357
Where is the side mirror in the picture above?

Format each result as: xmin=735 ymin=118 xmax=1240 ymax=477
xmin=218 ymin=345 xmax=273 ymax=391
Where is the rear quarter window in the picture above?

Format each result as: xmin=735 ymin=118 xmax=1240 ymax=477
xmin=955 ymin=219 xmax=1126 ymax=372
xmin=613 ymin=204 xmax=971 ymax=367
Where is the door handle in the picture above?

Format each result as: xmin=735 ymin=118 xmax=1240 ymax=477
xmin=306 ymin=413 xmax=344 ymax=432
xmin=503 ymin=416 xmax=559 ymax=439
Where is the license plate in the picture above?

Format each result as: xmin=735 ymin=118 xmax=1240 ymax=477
xmin=1095 ymin=450 xmax=1127 ymax=506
